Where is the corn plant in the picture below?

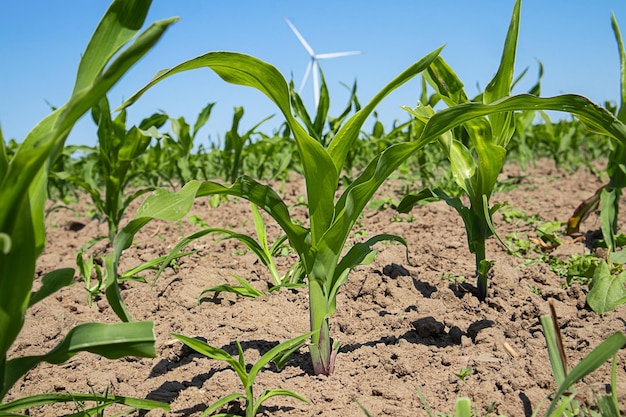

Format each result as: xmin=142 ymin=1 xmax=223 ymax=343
xmin=219 ymin=106 xmax=273 ymax=183
xmin=398 ymin=0 xmax=626 ymax=301
xmin=171 ymin=331 xmax=313 ymax=417
xmin=62 ymin=98 xmax=169 ymax=242
xmin=120 ymin=48 xmax=444 ymax=374
xmin=198 ymin=202 xmax=305 ymax=299
xmin=0 ymin=0 xmax=175 ymax=413
xmin=71 ymin=100 xmax=203 ymax=307
xmin=140 ymin=102 xmax=216 ymax=184
xmin=120 ymin=0 xmax=626 ymax=375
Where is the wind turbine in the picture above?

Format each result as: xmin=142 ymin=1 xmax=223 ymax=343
xmin=284 ymin=17 xmax=363 ymax=107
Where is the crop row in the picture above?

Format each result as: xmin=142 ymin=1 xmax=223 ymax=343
xmin=1 ymin=0 xmax=624 ymax=415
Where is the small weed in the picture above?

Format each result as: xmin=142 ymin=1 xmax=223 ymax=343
xmin=453 ymin=366 xmax=473 ymax=382
xmin=442 ymin=273 xmax=466 ymax=285
xmin=528 ymin=285 xmax=542 ymax=296
xmin=188 ymin=214 xmax=210 ymax=228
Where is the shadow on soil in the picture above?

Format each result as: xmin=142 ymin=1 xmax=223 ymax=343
xmin=340 ymin=317 xmax=495 ymax=353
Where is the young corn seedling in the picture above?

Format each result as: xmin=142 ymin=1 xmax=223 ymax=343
xmin=0 ymin=0 xmax=174 ymax=413
xmin=120 ymin=0 xmax=626 ymax=374
xmin=398 ymin=0 xmax=626 ymax=301
xmin=397 ymin=0 xmax=524 ymax=301
xmin=220 ymin=106 xmax=273 ymax=184
xmin=120 ymin=48 xmax=445 ymax=374
xmin=198 ymin=203 xmax=305 ymax=299
xmin=60 ymin=97 xmax=167 ymax=243
xmin=155 ymin=102 xmax=216 ymax=184
xmin=171 ymin=332 xmax=313 ymax=417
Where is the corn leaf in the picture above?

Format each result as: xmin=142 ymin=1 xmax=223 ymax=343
xmin=0 ymin=128 xmax=7 ymax=181
xmin=119 ymin=51 xmax=337 ymax=243
xmin=425 ymin=56 xmax=469 ymax=106
xmin=196 ymin=178 xmax=310 ymax=258
xmin=600 ymin=187 xmax=620 ymax=253
xmin=248 ymin=331 xmax=314 ymax=381
xmin=200 ymin=392 xmax=245 ymax=417
xmin=546 ymin=331 xmax=626 ymax=415
xmin=0 ymin=1 xmax=175 ymax=376
xmin=0 ymin=392 xmax=168 ymax=415
xmin=414 ymin=94 xmax=626 ymax=150
xmin=484 ymin=0 xmax=520 ymax=145
xmin=2 ymin=322 xmax=155 ymax=399
xmin=28 ymin=268 xmax=74 ymax=307
xmin=455 ymin=397 xmax=472 ymax=417
xmin=612 ymin=13 xmax=626 ymax=122
xmin=326 ymin=46 xmax=444 ymax=172
xmin=200 ymin=274 xmax=265 ymax=299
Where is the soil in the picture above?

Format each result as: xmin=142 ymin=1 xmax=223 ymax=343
xmin=6 ymin=159 xmax=626 ymax=417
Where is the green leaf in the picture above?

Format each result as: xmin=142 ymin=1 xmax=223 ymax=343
xmin=540 ymin=314 xmax=567 ymax=386
xmin=413 ymin=94 xmax=626 ymax=151
xmin=586 ymin=260 xmax=626 ymax=313
xmin=396 ymin=189 xmax=438 ymax=213
xmin=327 ymin=46 xmax=444 ymax=173
xmin=120 ymin=51 xmax=337 ymax=244
xmin=170 ymin=333 xmax=247 ymax=383
xmin=330 ymin=233 xmax=408 ymax=314
xmin=28 ymin=268 xmax=74 ymax=307
xmin=546 ymin=332 xmax=626 ymax=415
xmin=199 ymin=392 xmax=245 ymax=417
xmin=3 ymin=322 xmax=155 ymax=399
xmin=248 ymin=331 xmax=314 ymax=382
xmin=454 ymin=397 xmax=472 ymax=417
xmin=196 ymin=177 xmax=309 ymax=258
xmin=611 ymin=13 xmax=626 ymax=123
xmin=424 ymin=56 xmax=469 ymax=106
xmin=72 ymin=0 xmax=151 ymax=94
xmin=600 ymin=187 xmax=619 ymax=253
xmin=199 ymin=274 xmax=265 ymax=299
xmin=193 ymin=102 xmax=216 ymax=138
xmin=0 ymin=128 xmax=8 ymax=182
xmin=0 ymin=392 xmax=168 ymax=415
xmin=253 ymin=388 xmax=309 ymax=414
xmin=134 ymin=180 xmax=201 ymax=221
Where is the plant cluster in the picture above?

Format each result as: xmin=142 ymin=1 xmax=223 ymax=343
xmin=1 ymin=0 xmax=625 ymax=416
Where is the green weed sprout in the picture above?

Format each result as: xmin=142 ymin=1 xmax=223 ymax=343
xmin=171 ymin=332 xmax=313 ymax=417
xmin=0 ymin=0 xmax=174 ymax=413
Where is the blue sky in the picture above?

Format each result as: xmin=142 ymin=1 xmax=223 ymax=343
xmin=2 ymin=1 xmax=626 ymax=147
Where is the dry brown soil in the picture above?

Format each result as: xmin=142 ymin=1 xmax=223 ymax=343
xmin=6 ymin=160 xmax=626 ymax=416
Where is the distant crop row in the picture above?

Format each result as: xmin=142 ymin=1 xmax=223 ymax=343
xmin=1 ymin=0 xmax=624 ymax=415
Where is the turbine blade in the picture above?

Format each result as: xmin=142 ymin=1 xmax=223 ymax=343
xmin=315 ymin=50 xmax=364 ymax=59
xmin=312 ymin=60 xmax=319 ymax=107
xmin=299 ymin=60 xmax=313 ymax=93
xmin=284 ymin=17 xmax=315 ymax=56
